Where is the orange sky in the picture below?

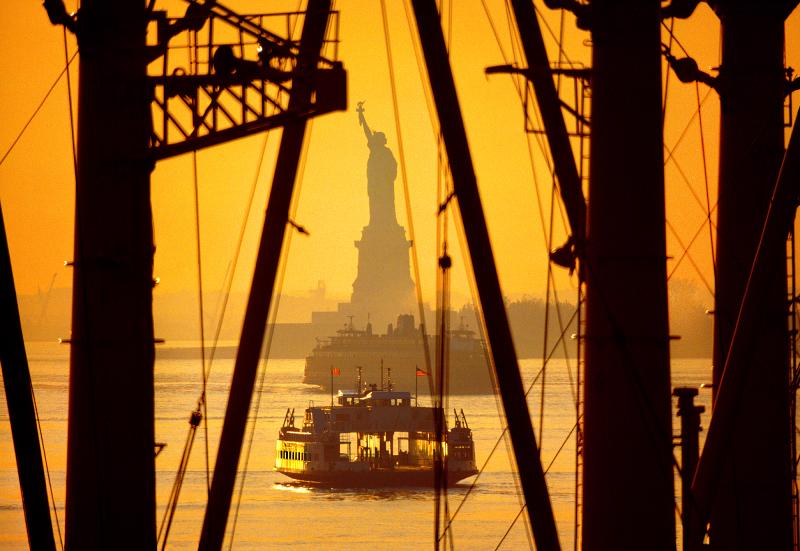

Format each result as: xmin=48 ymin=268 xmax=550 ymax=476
xmin=1 ymin=1 xmax=797 ymax=320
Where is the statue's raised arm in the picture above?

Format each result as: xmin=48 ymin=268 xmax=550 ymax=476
xmin=356 ymin=101 xmax=373 ymax=143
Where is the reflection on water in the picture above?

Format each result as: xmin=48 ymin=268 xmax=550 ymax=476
xmin=273 ymin=481 xmax=461 ymax=502
xmin=0 ymin=344 xmax=713 ymax=549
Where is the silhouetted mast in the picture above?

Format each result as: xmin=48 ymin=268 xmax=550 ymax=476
xmin=690 ymin=2 xmax=798 ymax=547
xmin=409 ymin=0 xmax=560 ymax=548
xmin=497 ymin=0 xmax=586 ymax=253
xmin=57 ymin=0 xmax=158 ymax=546
xmin=0 ymin=203 xmax=56 ymax=550
xmin=199 ymin=2 xmax=339 ymax=549
xmin=582 ymin=0 xmax=675 ymax=547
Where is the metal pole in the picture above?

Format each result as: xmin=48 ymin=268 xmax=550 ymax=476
xmin=409 ymin=1 xmax=560 ymax=548
xmin=64 ymin=0 xmax=156 ymax=546
xmin=199 ymin=3 xmax=332 ymax=549
xmin=0 ymin=202 xmax=56 ymax=550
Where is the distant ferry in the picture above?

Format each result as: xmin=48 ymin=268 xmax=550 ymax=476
xmin=274 ymin=381 xmax=479 ymax=487
xmin=303 ymin=314 xmax=493 ymax=394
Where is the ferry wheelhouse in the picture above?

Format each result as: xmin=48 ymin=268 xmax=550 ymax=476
xmin=275 ymin=383 xmax=478 ymax=487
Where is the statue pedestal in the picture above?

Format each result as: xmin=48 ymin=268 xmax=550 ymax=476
xmin=349 ymin=220 xmax=415 ymax=331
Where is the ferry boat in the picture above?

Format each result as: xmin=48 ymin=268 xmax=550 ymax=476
xmin=303 ymin=314 xmax=492 ymax=394
xmin=274 ymin=381 xmax=478 ymax=487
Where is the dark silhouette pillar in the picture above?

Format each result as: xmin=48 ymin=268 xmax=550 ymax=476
xmin=701 ymin=4 xmax=797 ymax=548
xmin=583 ymin=0 xmax=676 ymax=548
xmin=65 ymin=0 xmax=156 ymax=548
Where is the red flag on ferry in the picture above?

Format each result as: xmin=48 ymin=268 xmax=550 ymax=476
xmin=416 ymin=368 xmax=428 ymax=377
xmin=331 ymin=367 xmax=341 ymax=376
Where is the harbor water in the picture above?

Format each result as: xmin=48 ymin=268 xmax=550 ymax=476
xmin=0 ymin=342 xmax=713 ymax=549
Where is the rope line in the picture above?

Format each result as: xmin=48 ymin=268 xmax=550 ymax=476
xmin=191 ymin=150 xmax=212 ymax=494
xmin=379 ymin=0 xmax=434 ymax=385
xmin=31 ymin=383 xmax=64 ymax=550
xmin=538 ymin=7 xmax=569 ymax=453
xmin=0 ymin=50 xmax=79 ymax=168
xmin=433 ymin=3 xmax=456 ymax=546
xmin=494 ymin=422 xmax=577 ymax=550
xmin=668 ymin=203 xmax=717 ymax=283
xmin=662 ymin=18 xmax=675 ymax=129
xmin=664 ymin=87 xmax=716 ymax=218
xmin=63 ymin=29 xmax=77 ymax=175
xmin=226 ymin=6 xmax=306 ymax=545
xmin=695 ymin=81 xmax=717 ymax=272
xmin=227 ymin=114 xmax=313 ymax=551
xmin=667 ymin=219 xmax=715 ymax=296
xmin=401 ymin=0 xmax=441 ymax=140
xmin=439 ymin=306 xmax=580 ymax=535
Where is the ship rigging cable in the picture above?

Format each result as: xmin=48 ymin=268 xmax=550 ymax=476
xmin=660 ymin=20 xmax=719 ymax=284
xmin=439 ymin=307 xmax=580 ymax=536
xmin=230 ymin=8 xmax=311 ymax=546
xmin=495 ymin=0 xmax=579 ymax=380
xmin=31 ymin=377 xmax=64 ymax=549
xmin=661 ymin=20 xmax=718 ymax=274
xmin=185 ymin=17 xmax=213 ymax=494
xmin=228 ymin=136 xmax=305 ymax=548
xmin=501 ymin=0 xmax=583 ymax=477
xmin=498 ymin=3 xmax=714 ymax=540
xmin=434 ymin=136 xmax=454 ymax=550
xmin=159 ymin=7 xmax=308 ymax=544
xmin=538 ymin=5 xmax=569 ymax=453
xmin=169 ymin=8 xmax=307 ymax=547
xmin=378 ymin=0 xmax=435 ymax=396
xmin=63 ymin=27 xmax=77 ymax=175
xmin=192 ymin=149 xmax=212 ymax=495
xmin=0 ymin=50 xmax=78 ymax=169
